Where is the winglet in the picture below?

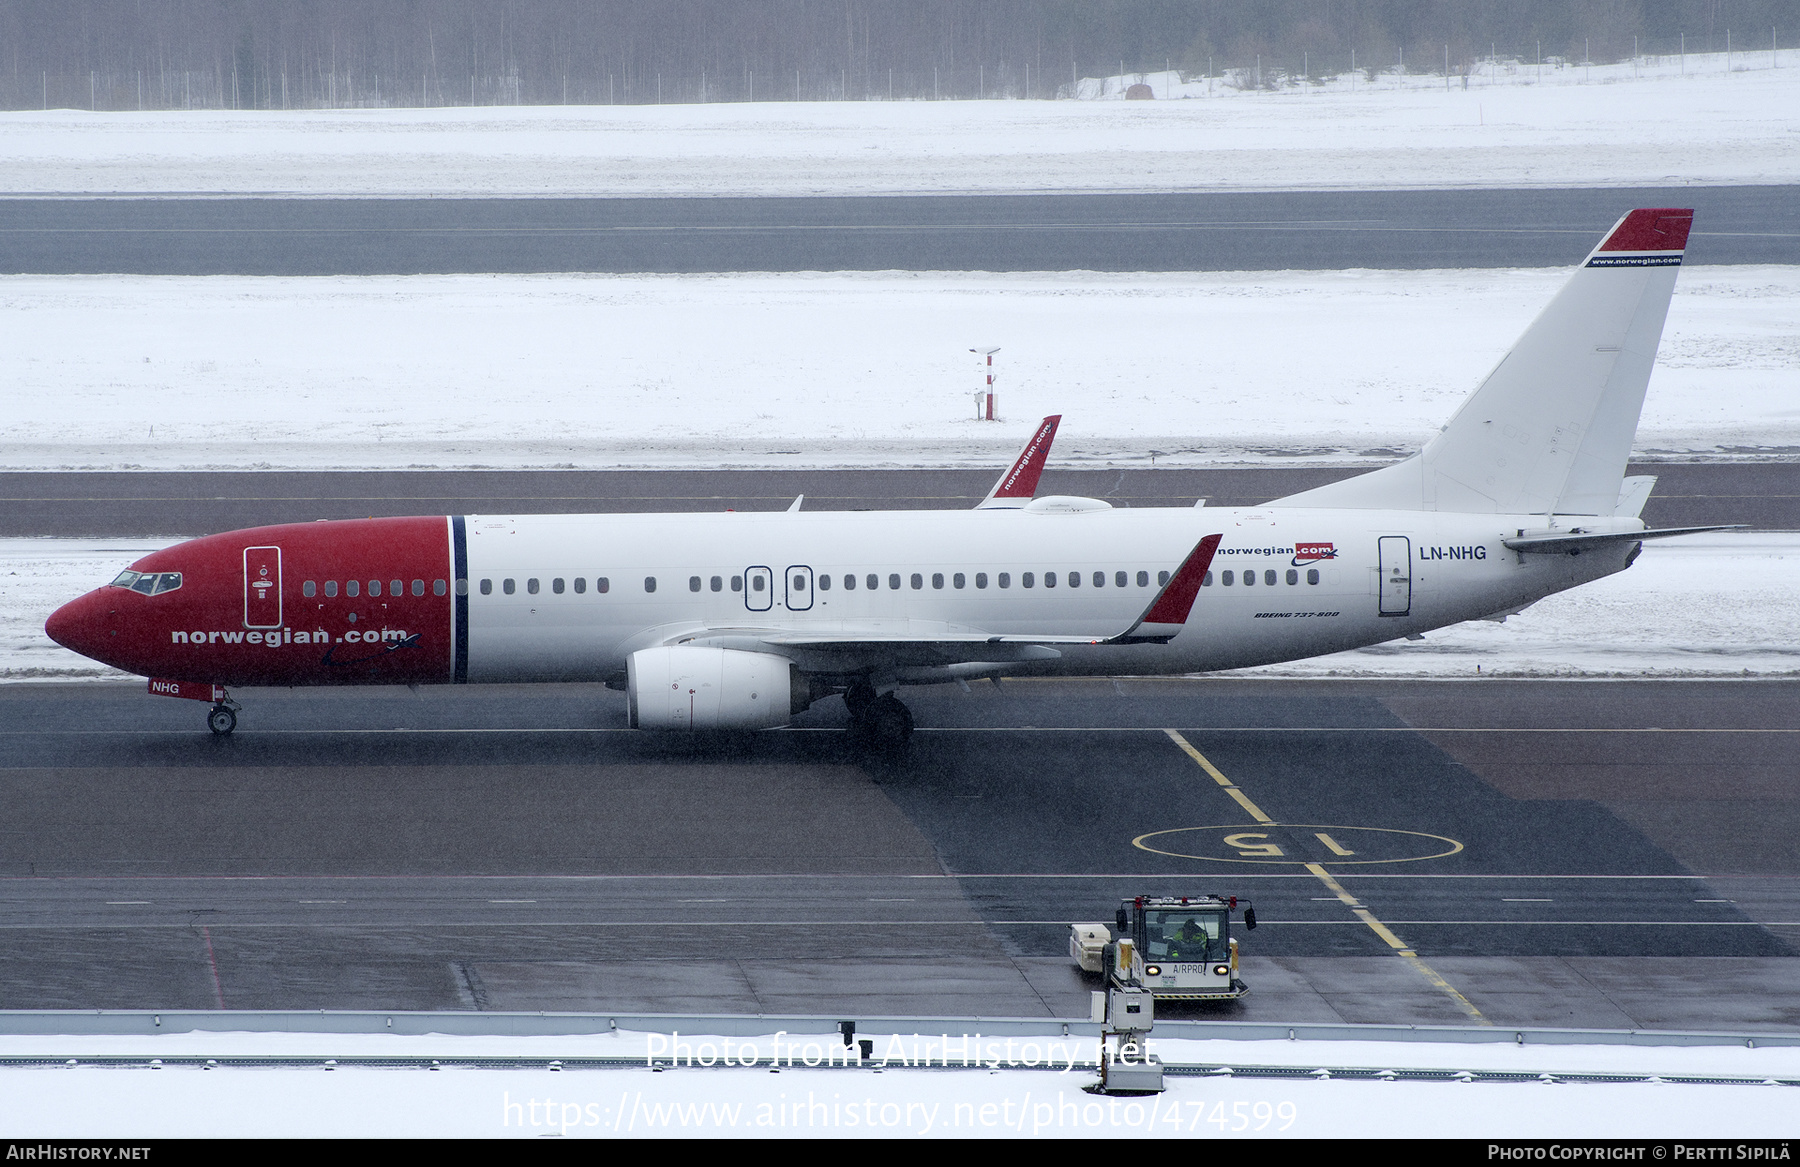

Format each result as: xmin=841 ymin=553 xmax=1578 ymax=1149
xmin=1110 ymin=533 xmax=1222 ymax=644
xmin=1588 ymin=208 xmax=1692 ymax=266
xmin=976 ymin=415 xmax=1062 ymax=508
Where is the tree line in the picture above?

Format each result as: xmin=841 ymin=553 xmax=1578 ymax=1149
xmin=0 ymin=0 xmax=1792 ymax=110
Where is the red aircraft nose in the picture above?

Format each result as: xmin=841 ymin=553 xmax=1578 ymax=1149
xmin=45 ymin=589 xmax=119 ymax=664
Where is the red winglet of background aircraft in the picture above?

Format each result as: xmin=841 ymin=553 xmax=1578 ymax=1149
xmin=976 ymin=415 xmax=1061 ymax=509
xmin=1109 ymin=533 xmax=1223 ymax=643
xmin=1588 ymin=208 xmax=1693 ymax=265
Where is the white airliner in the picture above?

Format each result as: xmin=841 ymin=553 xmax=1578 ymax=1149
xmin=47 ymin=209 xmax=1724 ymax=745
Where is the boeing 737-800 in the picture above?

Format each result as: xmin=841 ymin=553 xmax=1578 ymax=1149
xmin=45 ymin=210 xmax=1725 ymax=747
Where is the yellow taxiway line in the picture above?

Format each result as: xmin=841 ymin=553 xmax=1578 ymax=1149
xmin=1163 ymin=728 xmax=1488 ymax=1025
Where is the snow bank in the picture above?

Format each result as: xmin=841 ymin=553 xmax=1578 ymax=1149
xmin=3 ymin=266 xmax=1791 ymax=473
xmin=1 ymin=1026 xmax=1795 ymax=1137
xmin=0 ymin=51 xmax=1793 ymax=197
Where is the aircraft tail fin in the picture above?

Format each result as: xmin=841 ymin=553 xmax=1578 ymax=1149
xmin=1270 ymin=209 xmax=1692 ymax=516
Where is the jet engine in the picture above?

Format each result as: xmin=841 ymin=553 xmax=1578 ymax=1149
xmin=627 ymin=646 xmax=804 ymax=730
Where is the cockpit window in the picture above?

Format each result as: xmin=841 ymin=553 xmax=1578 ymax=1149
xmin=111 ymin=570 xmax=181 ymax=596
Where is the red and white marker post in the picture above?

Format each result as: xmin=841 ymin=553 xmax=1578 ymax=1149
xmin=969 ymin=347 xmax=1000 ymax=420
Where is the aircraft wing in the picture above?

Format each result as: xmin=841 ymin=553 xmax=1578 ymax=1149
xmin=666 ymin=534 xmax=1222 ymax=668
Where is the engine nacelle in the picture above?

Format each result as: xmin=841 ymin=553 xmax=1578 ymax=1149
xmin=627 ymin=646 xmax=802 ymax=730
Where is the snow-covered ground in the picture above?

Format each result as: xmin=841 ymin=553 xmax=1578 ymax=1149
xmin=3 ymin=1026 xmax=1796 ymax=1138
xmin=3 ymin=266 xmax=1793 ymax=472
xmin=8 ymin=532 xmax=1795 ymax=683
xmin=0 ymin=50 xmax=1793 ymax=197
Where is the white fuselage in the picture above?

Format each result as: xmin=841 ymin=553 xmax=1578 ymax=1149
xmin=460 ymin=506 xmax=1636 ymax=684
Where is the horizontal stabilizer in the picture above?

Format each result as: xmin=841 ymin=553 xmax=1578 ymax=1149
xmin=1615 ymin=475 xmax=1657 ymax=518
xmin=1502 ymin=524 xmax=1742 ymax=554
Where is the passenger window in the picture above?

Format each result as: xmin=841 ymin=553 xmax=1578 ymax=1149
xmin=1158 ymin=571 xmax=1170 ymax=586
xmin=867 ymin=574 xmax=879 ymax=590
xmin=931 ymin=573 xmax=943 ymax=589
xmin=478 ymin=579 xmax=491 ymax=595
xmin=413 ymin=580 xmax=425 ymax=596
xmin=1137 ymin=571 xmax=1149 ymax=587
xmin=975 ymin=573 xmax=987 ymax=589
xmin=998 ymin=572 xmax=1009 ymax=589
xmin=711 ymin=576 xmax=723 ymax=592
xmin=844 ymin=574 xmax=856 ymax=591
xmin=818 ymin=574 xmax=830 ymax=590
xmin=574 ymin=577 xmax=586 ymax=594
xmin=502 ymin=579 xmax=514 ymax=595
xmin=1221 ymin=571 xmax=1233 ymax=586
xmin=527 ymin=578 xmax=540 ymax=595
xmin=729 ymin=576 xmax=740 ymax=592
xmin=889 ymin=574 xmax=901 ymax=590
xmin=1201 ymin=571 xmax=1213 ymax=587
xmin=391 ymin=579 xmax=403 ymax=596
xmin=953 ymin=573 xmax=965 ymax=589
xmin=1094 ymin=572 xmax=1105 ymax=588
xmin=368 ymin=580 xmax=380 ymax=597
xmin=792 ymin=575 xmax=806 ymax=592
xmin=910 ymin=573 xmax=923 ymax=590
xmin=1307 ymin=569 xmax=1320 ymax=585
xmin=347 ymin=580 xmax=360 ymax=597
xmin=303 ymin=581 xmax=317 ymax=598
xmin=752 ymin=575 xmax=765 ymax=592
xmin=453 ymin=579 xmax=467 ymax=596
xmin=1115 ymin=572 xmax=1127 ymax=588
xmin=597 ymin=578 xmax=610 ymax=593
xmin=1068 ymin=572 xmax=1079 ymax=588
xmin=553 ymin=578 xmax=566 ymax=594
xmin=644 ymin=577 xmax=657 ymax=593
xmin=1044 ymin=572 xmax=1056 ymax=588
xmin=689 ymin=576 xmax=702 ymax=592
xmin=1265 ymin=570 xmax=1277 ymax=586
xmin=1286 ymin=569 xmax=1298 ymax=585
xmin=1021 ymin=572 xmax=1032 ymax=588
xmin=326 ymin=581 xmax=339 ymax=597
xmin=1243 ymin=571 xmax=1255 ymax=586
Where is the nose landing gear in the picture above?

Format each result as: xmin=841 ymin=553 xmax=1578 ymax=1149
xmin=146 ymin=678 xmax=241 ymax=736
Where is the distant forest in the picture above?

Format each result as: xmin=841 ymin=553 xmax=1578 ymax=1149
xmin=1 ymin=0 xmax=1793 ymax=109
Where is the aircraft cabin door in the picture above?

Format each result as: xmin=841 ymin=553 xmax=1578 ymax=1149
xmin=785 ymin=565 xmax=814 ymax=611
xmin=744 ymin=566 xmax=773 ymax=612
xmin=244 ymin=545 xmax=283 ymax=628
xmin=1378 ymin=536 xmax=1412 ymax=617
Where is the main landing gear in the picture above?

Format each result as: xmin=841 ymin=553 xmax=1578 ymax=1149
xmin=843 ymin=681 xmax=913 ymax=752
